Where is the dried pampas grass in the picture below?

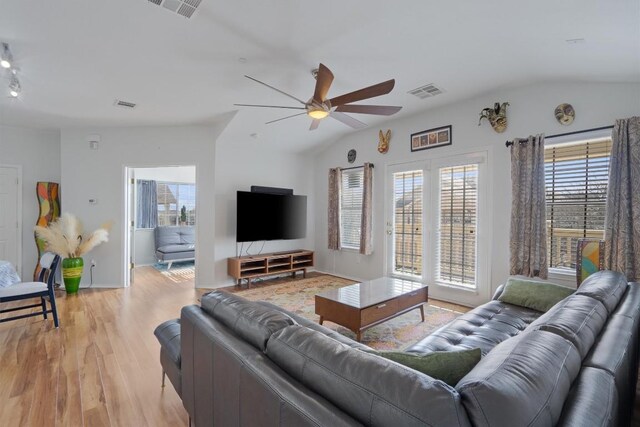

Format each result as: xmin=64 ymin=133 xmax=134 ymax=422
xmin=35 ymin=213 xmax=110 ymax=258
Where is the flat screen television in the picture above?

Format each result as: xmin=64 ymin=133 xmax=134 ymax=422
xmin=236 ymin=191 xmax=307 ymax=242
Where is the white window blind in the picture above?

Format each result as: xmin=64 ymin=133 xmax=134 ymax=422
xmin=393 ymin=170 xmax=423 ymax=277
xmin=437 ymin=164 xmax=478 ymax=287
xmin=340 ymin=169 xmax=364 ymax=249
xmin=544 ymin=137 xmax=611 ymax=271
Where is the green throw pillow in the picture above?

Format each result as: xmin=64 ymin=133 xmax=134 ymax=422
xmin=498 ymin=277 xmax=574 ymax=312
xmin=375 ymin=348 xmax=481 ymax=386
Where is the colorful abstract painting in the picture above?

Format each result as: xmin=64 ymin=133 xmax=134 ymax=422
xmin=34 ymin=182 xmax=60 ymax=280
xmin=576 ymin=239 xmax=604 ymax=287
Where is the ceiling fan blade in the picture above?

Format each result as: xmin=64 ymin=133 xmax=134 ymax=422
xmin=313 ymin=63 xmax=334 ymax=102
xmin=265 ymin=112 xmax=308 ymax=125
xmin=244 ymin=75 xmax=306 ymax=105
xmin=309 ymin=119 xmax=321 ymax=131
xmin=335 ymin=105 xmax=402 ymax=116
xmin=329 ymin=111 xmax=367 ymax=129
xmin=235 ymin=103 xmax=305 ymax=110
xmin=328 ymin=79 xmax=396 ymax=107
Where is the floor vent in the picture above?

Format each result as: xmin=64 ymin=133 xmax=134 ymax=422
xmin=408 ymin=83 xmax=444 ymax=99
xmin=114 ymin=100 xmax=137 ymax=109
xmin=147 ymin=0 xmax=202 ymax=18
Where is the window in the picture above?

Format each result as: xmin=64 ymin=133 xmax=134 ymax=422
xmin=437 ymin=164 xmax=478 ymax=288
xmin=393 ymin=170 xmax=423 ymax=277
xmin=340 ymin=169 xmax=363 ymax=249
xmin=157 ymin=182 xmax=196 ymax=226
xmin=545 ymin=137 xmax=611 ymax=271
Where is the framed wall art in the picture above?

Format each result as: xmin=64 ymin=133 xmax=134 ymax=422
xmin=410 ymin=125 xmax=452 ymax=152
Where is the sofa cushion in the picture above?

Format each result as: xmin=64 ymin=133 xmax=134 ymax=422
xmin=407 ymin=300 xmax=541 ymax=356
xmin=201 ymin=291 xmax=295 ymax=351
xmin=154 ymin=226 xmax=195 ymax=247
xmin=456 ymin=329 xmax=581 ymax=427
xmin=575 ymin=270 xmax=628 ymax=313
xmin=256 ymin=301 xmax=370 ymax=351
xmin=611 ymin=282 xmax=640 ymax=319
xmin=154 ymin=318 xmax=181 ymax=365
xmin=375 ymin=349 xmax=481 ymax=386
xmin=527 ymin=294 xmax=608 ymax=358
xmin=498 ymin=277 xmax=574 ymax=312
xmin=266 ymin=325 xmax=471 ymax=427
xmin=156 ymin=244 xmax=196 ymax=254
xmin=556 ymin=367 xmax=618 ymax=427
xmin=583 ymin=315 xmax=636 ymax=423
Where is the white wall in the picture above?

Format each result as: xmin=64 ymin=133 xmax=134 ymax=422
xmin=0 ymin=125 xmax=61 ymax=279
xmin=61 ymin=125 xmax=227 ymax=288
xmin=133 ymin=166 xmax=196 ymax=266
xmin=311 ymin=82 xmax=640 ymax=305
xmin=135 ymin=166 xmax=196 ymax=183
xmin=213 ymin=143 xmax=315 ymax=286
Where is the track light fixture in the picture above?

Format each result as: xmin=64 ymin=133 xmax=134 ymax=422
xmin=2 ymin=43 xmax=22 ymax=98
xmin=1 ymin=43 xmax=12 ymax=69
xmin=9 ymin=76 xmax=21 ymax=98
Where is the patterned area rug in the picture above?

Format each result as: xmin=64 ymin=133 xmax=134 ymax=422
xmin=236 ymin=275 xmax=461 ymax=351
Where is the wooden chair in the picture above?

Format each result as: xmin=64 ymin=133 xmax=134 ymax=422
xmin=0 ymin=252 xmax=61 ymax=327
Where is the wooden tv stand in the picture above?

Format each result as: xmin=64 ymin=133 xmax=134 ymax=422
xmin=227 ymin=250 xmax=314 ymax=286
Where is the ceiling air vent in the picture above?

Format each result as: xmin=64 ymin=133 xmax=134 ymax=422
xmin=407 ymin=83 xmax=444 ymax=99
xmin=147 ymin=0 xmax=202 ymax=19
xmin=114 ymin=100 xmax=137 ymax=109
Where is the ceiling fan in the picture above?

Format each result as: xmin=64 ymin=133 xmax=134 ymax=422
xmin=235 ymin=63 xmax=402 ymax=131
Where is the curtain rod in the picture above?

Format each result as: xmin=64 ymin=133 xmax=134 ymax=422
xmin=505 ymin=125 xmax=614 ymax=147
xmin=341 ymin=163 xmax=374 ymax=171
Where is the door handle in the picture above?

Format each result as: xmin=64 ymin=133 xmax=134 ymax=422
xmin=377 ymin=304 xmax=387 ymax=309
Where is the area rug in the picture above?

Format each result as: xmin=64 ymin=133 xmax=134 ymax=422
xmin=236 ymin=275 xmax=461 ymax=351
xmin=153 ymin=261 xmax=195 ymax=283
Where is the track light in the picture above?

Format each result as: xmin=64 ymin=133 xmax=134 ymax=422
xmin=9 ymin=76 xmax=20 ymax=98
xmin=1 ymin=43 xmax=12 ymax=69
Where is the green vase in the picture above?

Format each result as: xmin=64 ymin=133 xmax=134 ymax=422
xmin=62 ymin=257 xmax=83 ymax=293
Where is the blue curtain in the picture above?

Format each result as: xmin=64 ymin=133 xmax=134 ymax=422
xmin=137 ymin=180 xmax=158 ymax=229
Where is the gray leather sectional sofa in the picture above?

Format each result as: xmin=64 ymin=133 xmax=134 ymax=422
xmin=154 ymin=225 xmax=195 ymax=269
xmin=159 ymin=271 xmax=640 ymax=426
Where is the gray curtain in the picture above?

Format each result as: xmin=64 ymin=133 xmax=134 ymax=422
xmin=509 ymin=134 xmax=548 ymax=278
xmin=605 ymin=116 xmax=640 ymax=281
xmin=136 ymin=180 xmax=158 ymax=229
xmin=328 ymin=168 xmax=341 ymax=250
xmin=359 ymin=163 xmax=373 ymax=255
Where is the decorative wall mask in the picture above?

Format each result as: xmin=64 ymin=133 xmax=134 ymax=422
xmin=554 ymin=103 xmax=575 ymax=126
xmin=378 ymin=129 xmax=391 ymax=154
xmin=347 ymin=149 xmax=357 ymax=163
xmin=478 ymin=102 xmax=509 ymax=133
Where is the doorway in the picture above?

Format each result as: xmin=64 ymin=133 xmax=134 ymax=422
xmin=0 ymin=165 xmax=22 ymax=276
xmin=384 ymin=154 xmax=490 ymax=307
xmin=386 ymin=163 xmax=428 ymax=280
xmin=124 ymin=165 xmax=196 ymax=287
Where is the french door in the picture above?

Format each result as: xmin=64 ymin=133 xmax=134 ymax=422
xmin=386 ymin=163 xmax=429 ymax=280
xmin=386 ymin=155 xmax=490 ymax=306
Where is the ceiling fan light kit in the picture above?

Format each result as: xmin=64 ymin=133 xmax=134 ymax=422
xmin=308 ymin=109 xmax=329 ymax=120
xmin=236 ymin=63 xmax=403 ymax=131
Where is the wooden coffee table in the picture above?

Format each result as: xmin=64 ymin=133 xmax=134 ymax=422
xmin=315 ymin=277 xmax=428 ymax=341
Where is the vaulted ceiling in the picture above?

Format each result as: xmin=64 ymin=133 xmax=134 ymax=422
xmin=1 ymin=0 xmax=638 ymax=152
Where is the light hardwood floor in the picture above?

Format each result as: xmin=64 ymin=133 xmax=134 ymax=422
xmin=0 ymin=267 xmax=196 ymax=426
xmin=1 ymin=267 xmax=638 ymax=426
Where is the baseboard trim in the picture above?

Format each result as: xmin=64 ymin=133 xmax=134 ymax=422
xmin=75 ymin=283 xmax=123 ymax=289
